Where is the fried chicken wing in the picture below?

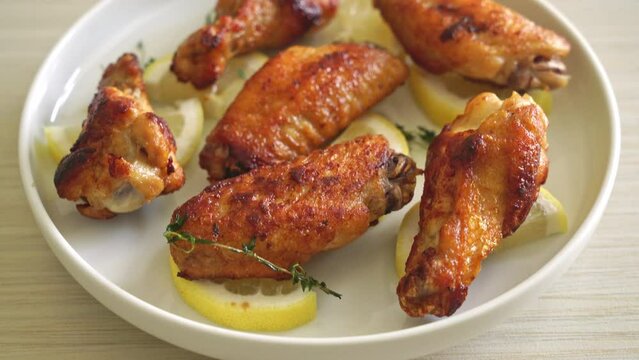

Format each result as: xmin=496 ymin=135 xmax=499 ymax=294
xmin=199 ymin=43 xmax=408 ymax=181
xmin=171 ymin=0 xmax=339 ymax=89
xmin=54 ymin=53 xmax=185 ymax=219
xmin=170 ymin=135 xmax=419 ymax=280
xmin=397 ymin=92 xmax=548 ymax=317
xmin=375 ymin=0 xmax=571 ymax=90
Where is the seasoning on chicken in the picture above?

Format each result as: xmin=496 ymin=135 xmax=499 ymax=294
xmin=375 ymin=0 xmax=571 ymax=90
xmin=397 ymin=92 xmax=549 ymax=317
xmin=54 ymin=53 xmax=185 ymax=219
xmin=199 ymin=43 xmax=408 ymax=181
xmin=170 ymin=135 xmax=419 ymax=280
xmin=171 ymin=0 xmax=339 ymax=89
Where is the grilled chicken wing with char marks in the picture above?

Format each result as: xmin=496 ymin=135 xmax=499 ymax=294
xmin=397 ymin=92 xmax=548 ymax=317
xmin=54 ymin=53 xmax=185 ymax=219
xmin=171 ymin=0 xmax=339 ymax=89
xmin=375 ymin=0 xmax=570 ymax=90
xmin=199 ymin=43 xmax=408 ymax=181
xmin=171 ymin=135 xmax=419 ymax=280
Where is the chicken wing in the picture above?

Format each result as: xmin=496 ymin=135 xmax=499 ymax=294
xmin=54 ymin=53 xmax=185 ymax=219
xmin=199 ymin=43 xmax=408 ymax=181
xmin=171 ymin=0 xmax=339 ymax=89
xmin=375 ymin=0 xmax=570 ymax=90
xmin=397 ymin=92 xmax=548 ymax=317
xmin=170 ymin=135 xmax=419 ymax=280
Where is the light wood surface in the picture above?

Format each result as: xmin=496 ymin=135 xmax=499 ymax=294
xmin=1 ymin=1 xmax=637 ymax=359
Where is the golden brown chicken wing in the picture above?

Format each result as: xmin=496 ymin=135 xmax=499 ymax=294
xmin=170 ymin=135 xmax=418 ymax=280
xmin=199 ymin=43 xmax=408 ymax=181
xmin=397 ymin=92 xmax=548 ymax=317
xmin=171 ymin=0 xmax=339 ymax=89
xmin=375 ymin=0 xmax=571 ymax=90
xmin=54 ymin=53 xmax=185 ymax=219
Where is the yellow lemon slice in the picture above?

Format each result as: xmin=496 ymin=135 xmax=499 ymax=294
xmin=395 ymin=201 xmax=420 ymax=277
xmin=306 ymin=0 xmax=402 ymax=55
xmin=409 ymin=65 xmax=553 ymax=127
xmin=496 ymin=187 xmax=568 ymax=251
xmin=144 ymin=52 xmax=268 ymax=120
xmin=332 ymin=113 xmax=410 ymax=155
xmin=395 ymin=187 xmax=568 ymax=277
xmin=169 ymin=256 xmax=317 ymax=332
xmin=153 ymin=98 xmax=204 ymax=165
xmin=44 ymin=97 xmax=203 ymax=166
xmin=144 ymin=54 xmax=201 ymax=102
xmin=43 ymin=125 xmax=80 ymax=163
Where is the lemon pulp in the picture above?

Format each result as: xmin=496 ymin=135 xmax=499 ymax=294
xmin=332 ymin=113 xmax=410 ymax=155
xmin=43 ymin=125 xmax=81 ymax=163
xmin=153 ymin=98 xmax=204 ymax=165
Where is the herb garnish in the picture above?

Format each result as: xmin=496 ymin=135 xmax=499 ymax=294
xmin=395 ymin=123 xmax=437 ymax=146
xmin=164 ymin=215 xmax=342 ymax=299
xmin=135 ymin=41 xmax=156 ymax=69
xmin=205 ymin=9 xmax=217 ymax=25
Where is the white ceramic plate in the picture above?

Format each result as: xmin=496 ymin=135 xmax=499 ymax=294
xmin=19 ymin=1 xmax=619 ymax=359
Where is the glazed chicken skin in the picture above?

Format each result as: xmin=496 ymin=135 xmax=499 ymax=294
xmin=199 ymin=43 xmax=408 ymax=181
xmin=397 ymin=92 xmax=549 ymax=317
xmin=375 ymin=0 xmax=571 ymax=90
xmin=54 ymin=53 xmax=185 ymax=219
xmin=170 ymin=135 xmax=419 ymax=280
xmin=171 ymin=0 xmax=339 ymax=89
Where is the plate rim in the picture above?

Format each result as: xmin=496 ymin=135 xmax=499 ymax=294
xmin=18 ymin=0 xmax=620 ymax=354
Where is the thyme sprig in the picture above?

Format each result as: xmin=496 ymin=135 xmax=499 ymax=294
xmin=135 ymin=41 xmax=156 ymax=69
xmin=205 ymin=8 xmax=217 ymax=25
xmin=395 ymin=124 xmax=438 ymax=147
xmin=164 ymin=215 xmax=342 ymax=299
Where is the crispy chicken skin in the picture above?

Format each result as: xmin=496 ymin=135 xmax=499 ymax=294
xmin=375 ymin=0 xmax=571 ymax=90
xmin=397 ymin=92 xmax=548 ymax=317
xmin=199 ymin=43 xmax=408 ymax=181
xmin=54 ymin=53 xmax=185 ymax=219
xmin=171 ymin=0 xmax=339 ymax=89
xmin=171 ymin=135 xmax=419 ymax=280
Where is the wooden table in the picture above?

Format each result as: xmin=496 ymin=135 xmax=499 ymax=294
xmin=1 ymin=1 xmax=637 ymax=359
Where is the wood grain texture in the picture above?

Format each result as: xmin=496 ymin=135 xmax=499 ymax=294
xmin=0 ymin=0 xmax=637 ymax=359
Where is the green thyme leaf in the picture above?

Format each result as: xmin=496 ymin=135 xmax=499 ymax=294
xmin=166 ymin=214 xmax=187 ymax=232
xmin=395 ymin=123 xmax=438 ymax=147
xmin=242 ymin=237 xmax=257 ymax=253
xmin=395 ymin=123 xmax=415 ymax=142
xmin=205 ymin=9 xmax=217 ymax=25
xmin=417 ymin=126 xmax=437 ymax=144
xmin=144 ymin=57 xmax=156 ymax=69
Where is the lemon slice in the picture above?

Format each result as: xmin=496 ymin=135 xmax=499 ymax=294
xmin=395 ymin=201 xmax=420 ymax=277
xmin=44 ymin=98 xmax=203 ymax=166
xmin=43 ymin=125 xmax=80 ymax=163
xmin=305 ymin=0 xmax=402 ymax=55
xmin=395 ymin=187 xmax=568 ymax=277
xmin=409 ymin=65 xmax=553 ymax=127
xmin=153 ymin=98 xmax=204 ymax=165
xmin=332 ymin=113 xmax=410 ymax=155
xmin=144 ymin=52 xmax=268 ymax=120
xmin=144 ymin=54 xmax=201 ymax=102
xmin=496 ymin=187 xmax=568 ymax=251
xmin=202 ymin=52 xmax=269 ymax=120
xmin=169 ymin=256 xmax=317 ymax=331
